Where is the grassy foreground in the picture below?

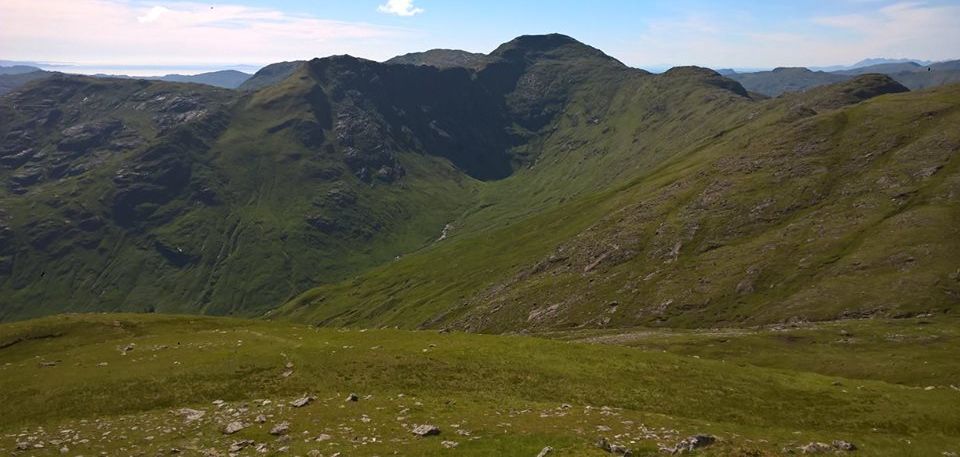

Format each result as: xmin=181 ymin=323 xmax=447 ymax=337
xmin=1 ymin=314 xmax=959 ymax=456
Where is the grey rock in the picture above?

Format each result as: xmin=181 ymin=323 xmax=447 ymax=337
xmin=412 ymin=424 xmax=441 ymax=437
xmin=222 ymin=421 xmax=247 ymax=434
xmin=597 ymin=437 xmax=611 ymax=451
xmin=536 ymin=446 xmax=553 ymax=457
xmin=832 ymin=440 xmax=857 ymax=451
xmin=290 ymin=395 xmax=314 ymax=407
xmin=269 ymin=422 xmax=290 ymax=436
xmin=176 ymin=408 xmax=205 ymax=423
xmin=228 ymin=440 xmax=254 ymax=452
xmin=58 ymin=119 xmax=122 ymax=152
xmin=677 ymin=434 xmax=716 ymax=452
xmin=799 ymin=442 xmax=833 ymax=454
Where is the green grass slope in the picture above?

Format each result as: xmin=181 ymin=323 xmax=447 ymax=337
xmin=2 ymin=35 xmax=959 ymax=335
xmin=1 ymin=314 xmax=958 ymax=456
xmin=0 ymin=67 xmax=481 ymax=320
xmin=280 ymin=78 xmax=960 ymax=331
xmin=0 ymin=34 xmax=697 ymax=322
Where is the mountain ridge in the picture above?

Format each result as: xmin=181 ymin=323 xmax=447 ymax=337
xmin=1 ymin=35 xmax=958 ymax=332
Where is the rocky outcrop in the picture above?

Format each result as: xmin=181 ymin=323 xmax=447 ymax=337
xmin=57 ymin=119 xmax=122 ymax=152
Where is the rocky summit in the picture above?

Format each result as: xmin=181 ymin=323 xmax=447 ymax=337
xmin=1 ymin=28 xmax=960 ymax=457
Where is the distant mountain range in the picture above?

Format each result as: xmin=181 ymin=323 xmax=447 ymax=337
xmin=0 ymin=66 xmax=252 ymax=95
xmin=725 ymin=59 xmax=960 ymax=96
xmin=811 ymin=57 xmax=935 ymax=72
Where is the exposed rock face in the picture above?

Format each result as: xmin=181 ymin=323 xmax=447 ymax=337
xmin=58 ymin=119 xmax=123 ymax=152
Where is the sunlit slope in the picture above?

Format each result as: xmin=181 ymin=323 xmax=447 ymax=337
xmin=282 ymin=79 xmax=960 ymax=331
xmin=1 ymin=314 xmax=958 ymax=456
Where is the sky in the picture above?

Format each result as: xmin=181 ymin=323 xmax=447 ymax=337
xmin=2 ymin=0 xmax=960 ymax=75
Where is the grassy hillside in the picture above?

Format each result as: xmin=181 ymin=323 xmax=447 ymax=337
xmin=1 ymin=313 xmax=958 ymax=456
xmin=2 ymin=35 xmax=958 ymax=333
xmin=0 ymin=34 xmax=665 ymax=322
xmin=280 ymin=77 xmax=960 ymax=331
xmin=0 ymin=67 xmax=478 ymax=320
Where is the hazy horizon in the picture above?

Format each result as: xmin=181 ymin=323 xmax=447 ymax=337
xmin=3 ymin=0 xmax=960 ymax=75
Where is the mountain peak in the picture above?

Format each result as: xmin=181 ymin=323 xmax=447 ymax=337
xmin=385 ymin=49 xmax=492 ymax=70
xmin=662 ymin=66 xmax=721 ymax=78
xmin=662 ymin=66 xmax=749 ymax=97
xmin=500 ymin=33 xmax=580 ymax=50
xmin=799 ymin=73 xmax=909 ymax=110
xmin=490 ymin=33 xmax=620 ymax=65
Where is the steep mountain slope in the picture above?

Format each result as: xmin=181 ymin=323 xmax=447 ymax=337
xmin=280 ymin=75 xmax=960 ymax=331
xmin=0 ymin=63 xmax=494 ymax=319
xmin=0 ymin=35 xmax=641 ymax=321
xmin=238 ymin=61 xmax=305 ymax=91
xmin=2 ymin=35 xmax=958 ymax=332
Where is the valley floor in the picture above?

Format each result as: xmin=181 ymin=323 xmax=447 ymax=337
xmin=0 ymin=314 xmax=958 ymax=456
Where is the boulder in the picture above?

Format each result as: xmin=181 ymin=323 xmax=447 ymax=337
xmin=269 ymin=422 xmax=290 ymax=436
xmin=177 ymin=408 xmax=205 ymax=423
xmin=290 ymin=395 xmax=314 ymax=407
xmin=228 ymin=440 xmax=254 ymax=452
xmin=677 ymin=434 xmax=716 ymax=451
xmin=832 ymin=440 xmax=857 ymax=451
xmin=799 ymin=442 xmax=833 ymax=454
xmin=412 ymin=424 xmax=441 ymax=436
xmin=222 ymin=421 xmax=247 ymax=435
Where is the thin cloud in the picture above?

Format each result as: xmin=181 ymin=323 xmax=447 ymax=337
xmin=0 ymin=0 xmax=416 ymax=65
xmin=615 ymin=2 xmax=960 ymax=69
xmin=136 ymin=5 xmax=169 ymax=23
xmin=378 ymin=0 xmax=424 ymax=17
xmin=813 ymin=1 xmax=960 ymax=60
